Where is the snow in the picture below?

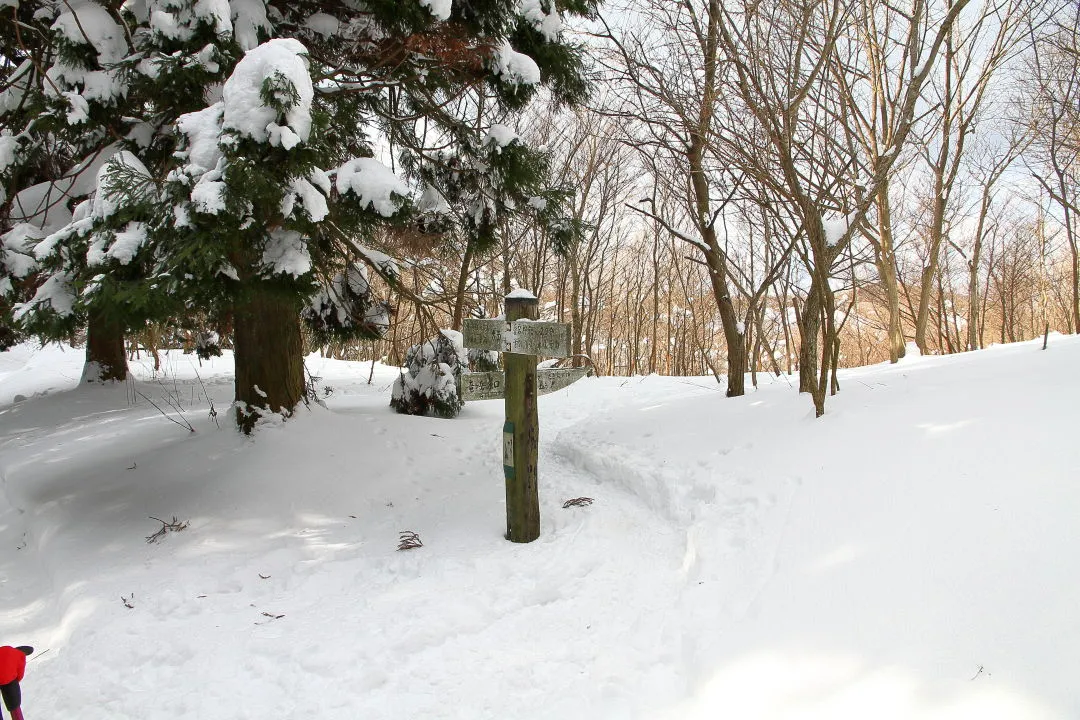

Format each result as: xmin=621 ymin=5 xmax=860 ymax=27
xmin=176 ymin=102 xmax=225 ymax=174
xmin=260 ymin=228 xmax=311 ymax=277
xmin=304 ymin=12 xmax=341 ymax=37
xmin=190 ymin=179 xmax=227 ymax=215
xmin=519 ymin=0 xmax=562 ymax=40
xmin=62 ymin=90 xmax=90 ymax=124
xmin=147 ymin=0 xmax=232 ymax=41
xmin=48 ymin=3 xmax=129 ymax=121
xmin=92 ymin=151 xmax=153 ymax=220
xmin=0 ymin=131 xmax=18 ymax=173
xmin=52 ymin=4 xmax=128 ymax=66
xmin=0 ymin=60 xmax=33 ymax=115
xmin=506 ymin=287 xmax=537 ymax=299
xmin=0 ymin=223 xmax=45 ymax=278
xmin=824 ymin=211 xmax=858 ymax=247
xmin=229 ymin=0 xmax=271 ymax=50
xmin=1 ymin=337 xmax=1078 ymax=719
xmin=334 ymin=158 xmax=410 ymax=217
xmin=418 ymin=185 xmax=451 ymax=215
xmin=222 ymin=39 xmax=313 ymax=146
xmin=13 ymin=271 xmax=76 ymax=318
xmin=8 ymin=145 xmax=120 ymax=230
xmin=105 ymin=222 xmax=149 ymax=265
xmin=354 ymin=243 xmax=399 ymax=278
xmin=484 ymin=123 xmax=519 ymax=151
xmin=419 ymin=0 xmax=452 ymax=21
xmin=281 ymin=177 xmax=328 ymax=221
xmin=195 ymin=0 xmax=233 ymax=36
xmin=493 ymin=40 xmax=541 ymax=86
xmin=126 ymin=121 xmax=156 ymax=148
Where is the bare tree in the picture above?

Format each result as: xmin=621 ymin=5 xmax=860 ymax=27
xmin=910 ymin=0 xmax=1035 ymax=354
xmin=1026 ymin=2 xmax=1080 ymax=331
xmin=706 ymin=0 xmax=971 ymax=414
xmin=599 ymin=1 xmax=751 ymax=396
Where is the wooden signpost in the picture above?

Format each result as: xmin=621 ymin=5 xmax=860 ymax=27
xmin=462 ymin=291 xmax=588 ymax=543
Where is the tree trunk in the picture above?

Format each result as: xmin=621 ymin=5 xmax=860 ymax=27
xmin=233 ymin=288 xmax=305 ymax=434
xmin=714 ymin=266 xmax=746 ymax=397
xmin=916 ymin=29 xmax=959 ymax=354
xmin=83 ymin=309 xmax=127 ymax=382
xmin=1068 ymin=222 xmax=1080 ymax=332
xmin=967 ymin=254 xmax=980 ymax=351
xmin=799 ymin=284 xmax=821 ymax=394
xmin=450 ymin=241 xmax=476 ymax=331
xmin=570 ymin=251 xmax=584 ymax=366
xmin=690 ymin=0 xmax=744 ymax=396
xmin=916 ymin=206 xmax=947 ymax=354
xmin=812 ymin=267 xmax=837 ymax=417
xmin=874 ymin=184 xmax=906 ymax=362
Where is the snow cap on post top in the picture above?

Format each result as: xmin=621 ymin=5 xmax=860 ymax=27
xmin=506 ymin=288 xmax=537 ymax=301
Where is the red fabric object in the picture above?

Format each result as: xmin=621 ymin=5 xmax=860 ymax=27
xmin=9 ymin=707 xmax=23 ymax=720
xmin=0 ymin=647 xmax=26 ymax=685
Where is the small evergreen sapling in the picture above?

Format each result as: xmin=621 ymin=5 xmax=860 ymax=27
xmin=391 ymin=330 xmax=469 ymax=418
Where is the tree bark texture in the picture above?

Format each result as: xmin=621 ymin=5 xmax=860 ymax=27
xmin=874 ymin=184 xmax=906 ymax=362
xmin=233 ymin=287 xmax=304 ymax=434
xmin=798 ymin=283 xmax=822 ymax=395
xmin=83 ymin=309 xmax=127 ymax=382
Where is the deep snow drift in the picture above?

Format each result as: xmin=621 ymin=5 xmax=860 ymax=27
xmin=0 ymin=337 xmax=1077 ymax=719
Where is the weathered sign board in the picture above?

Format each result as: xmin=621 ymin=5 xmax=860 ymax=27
xmin=461 ymin=294 xmax=590 ymax=543
xmin=461 ymin=366 xmax=590 ymax=401
xmin=462 ymin=318 xmax=572 ymax=357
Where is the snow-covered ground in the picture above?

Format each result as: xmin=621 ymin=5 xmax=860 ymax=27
xmin=1 ymin=337 xmax=1077 ymax=719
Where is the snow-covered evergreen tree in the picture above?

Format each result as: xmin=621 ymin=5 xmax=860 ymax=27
xmin=2 ymin=0 xmax=243 ymax=380
xmin=391 ymin=329 xmax=468 ymax=418
xmin=3 ymin=0 xmax=597 ymax=431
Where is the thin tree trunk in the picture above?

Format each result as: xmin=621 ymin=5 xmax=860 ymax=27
xmin=968 ymin=241 xmax=983 ymax=352
xmin=875 ymin=184 xmax=906 ymax=362
xmin=451 ymin=241 xmax=476 ymax=331
xmin=799 ymin=284 xmax=821 ymax=394
xmin=690 ymin=0 xmax=745 ymax=396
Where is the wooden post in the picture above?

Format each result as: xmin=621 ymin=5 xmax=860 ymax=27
xmin=503 ymin=292 xmax=540 ymax=542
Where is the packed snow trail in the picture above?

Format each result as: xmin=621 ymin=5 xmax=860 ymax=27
xmin=0 ymin=337 xmax=1077 ymax=718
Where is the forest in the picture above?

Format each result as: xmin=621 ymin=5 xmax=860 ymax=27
xmin=2 ymin=0 xmax=1078 ymax=425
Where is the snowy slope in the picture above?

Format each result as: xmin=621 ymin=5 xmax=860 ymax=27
xmin=0 ymin=337 xmax=1077 ymax=719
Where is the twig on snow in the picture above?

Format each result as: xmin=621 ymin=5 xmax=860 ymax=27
xmin=136 ymin=391 xmax=195 ymax=433
xmin=146 ymin=516 xmax=189 ymax=544
xmin=397 ymin=531 xmax=423 ymax=550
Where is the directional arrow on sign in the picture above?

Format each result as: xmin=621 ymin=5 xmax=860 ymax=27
xmin=461 ymin=366 xmax=590 ymax=401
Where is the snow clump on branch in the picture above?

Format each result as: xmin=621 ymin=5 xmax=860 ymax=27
xmin=222 ymin=38 xmax=313 ymax=148
xmin=334 ymin=158 xmax=411 ymax=217
xmin=492 ymin=40 xmax=541 ymax=86
xmin=518 ymin=0 xmax=562 ymax=41
xmin=420 ymin=0 xmax=453 ymax=21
